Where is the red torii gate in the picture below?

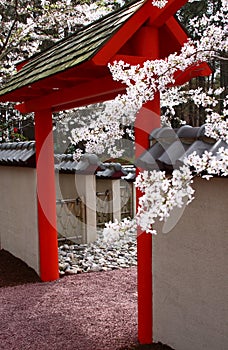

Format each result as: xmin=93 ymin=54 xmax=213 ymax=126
xmin=0 ymin=0 xmax=211 ymax=344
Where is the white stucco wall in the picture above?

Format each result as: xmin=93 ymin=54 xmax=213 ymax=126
xmin=96 ymin=179 xmax=122 ymax=222
xmin=56 ymin=173 xmax=97 ymax=243
xmin=153 ymin=177 xmax=228 ymax=350
xmin=0 ymin=166 xmax=39 ymax=274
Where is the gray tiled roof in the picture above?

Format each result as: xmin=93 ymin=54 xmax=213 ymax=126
xmin=55 ymin=154 xmax=135 ymax=179
xmin=0 ymin=141 xmax=35 ymax=167
xmin=96 ymin=162 xmax=127 ymax=179
xmin=137 ymin=124 xmax=228 ymax=173
xmin=0 ymin=141 xmax=136 ymax=179
xmin=1 ymin=126 xmax=226 ymax=178
xmin=55 ymin=154 xmax=79 ymax=173
xmin=0 ymin=0 xmax=144 ymax=98
xmin=121 ymin=165 xmax=136 ymax=181
xmin=55 ymin=153 xmax=101 ymax=174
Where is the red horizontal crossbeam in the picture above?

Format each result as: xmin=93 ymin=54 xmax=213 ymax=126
xmin=16 ymin=75 xmax=126 ymax=113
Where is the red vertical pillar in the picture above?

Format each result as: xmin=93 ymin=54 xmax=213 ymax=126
xmin=35 ymin=109 xmax=59 ymax=282
xmin=134 ymin=23 xmax=160 ymax=344
xmin=135 ymin=96 xmax=160 ymax=344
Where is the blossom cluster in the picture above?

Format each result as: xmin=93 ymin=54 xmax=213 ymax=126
xmin=205 ymin=111 xmax=228 ymax=144
xmin=152 ymin=0 xmax=168 ymax=9
xmin=160 ymin=86 xmax=225 ymax=126
xmin=103 ymin=164 xmax=195 ymax=240
xmin=135 ymin=167 xmax=195 ymax=234
xmin=184 ymin=148 xmax=228 ymax=179
xmin=103 ymin=218 xmax=137 ymax=242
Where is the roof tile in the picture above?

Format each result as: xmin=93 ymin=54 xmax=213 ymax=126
xmin=0 ymin=141 xmax=36 ymax=166
xmin=137 ymin=124 xmax=228 ymax=175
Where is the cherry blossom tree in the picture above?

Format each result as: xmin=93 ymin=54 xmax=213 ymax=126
xmin=0 ymin=0 xmax=126 ymax=84
xmin=99 ymin=0 xmax=228 ymax=240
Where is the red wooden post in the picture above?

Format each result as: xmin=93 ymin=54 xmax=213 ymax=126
xmin=34 ymin=109 xmax=59 ymax=281
xmin=135 ymin=97 xmax=160 ymax=344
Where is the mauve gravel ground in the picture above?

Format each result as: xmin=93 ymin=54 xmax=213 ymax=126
xmin=0 ymin=266 xmax=138 ymax=350
xmin=0 ymin=250 xmax=174 ymax=350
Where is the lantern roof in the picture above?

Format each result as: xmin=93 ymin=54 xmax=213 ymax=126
xmin=0 ymin=0 xmax=211 ymax=113
xmin=0 ymin=0 xmax=145 ymax=100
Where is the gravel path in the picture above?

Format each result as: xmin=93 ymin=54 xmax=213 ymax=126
xmin=0 ymin=234 xmax=173 ymax=350
xmin=0 ymin=267 xmax=138 ymax=350
xmin=58 ymin=231 xmax=137 ymax=276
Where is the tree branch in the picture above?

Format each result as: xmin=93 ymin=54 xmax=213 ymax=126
xmin=0 ymin=0 xmax=19 ymax=55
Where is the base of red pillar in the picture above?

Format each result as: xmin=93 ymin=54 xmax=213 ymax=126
xmin=137 ymin=232 xmax=153 ymax=344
